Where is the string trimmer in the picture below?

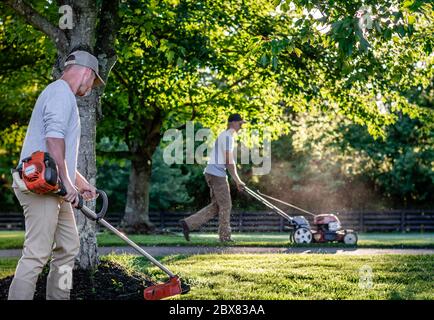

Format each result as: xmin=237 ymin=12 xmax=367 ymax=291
xmin=13 ymin=150 xmax=190 ymax=300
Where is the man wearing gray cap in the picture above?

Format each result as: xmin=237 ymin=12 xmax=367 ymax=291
xmin=180 ymin=114 xmax=247 ymax=243
xmin=8 ymin=50 xmax=104 ymax=300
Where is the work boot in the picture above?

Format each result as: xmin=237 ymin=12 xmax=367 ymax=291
xmin=179 ymin=219 xmax=190 ymax=241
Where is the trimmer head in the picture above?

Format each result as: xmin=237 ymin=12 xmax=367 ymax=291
xmin=143 ymin=276 xmax=190 ymax=300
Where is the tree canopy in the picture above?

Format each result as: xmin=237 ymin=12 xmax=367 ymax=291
xmin=1 ymin=0 xmax=433 ymax=216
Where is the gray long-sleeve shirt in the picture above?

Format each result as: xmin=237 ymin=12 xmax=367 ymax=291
xmin=13 ymin=79 xmax=80 ymax=187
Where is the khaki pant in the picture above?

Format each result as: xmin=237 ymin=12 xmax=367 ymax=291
xmin=8 ymin=188 xmax=80 ymax=300
xmin=184 ymin=173 xmax=232 ymax=241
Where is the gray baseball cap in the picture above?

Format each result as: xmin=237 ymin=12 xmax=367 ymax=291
xmin=64 ymin=50 xmax=105 ymax=87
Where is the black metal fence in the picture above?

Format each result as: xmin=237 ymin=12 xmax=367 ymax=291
xmin=1 ymin=210 xmax=433 ymax=232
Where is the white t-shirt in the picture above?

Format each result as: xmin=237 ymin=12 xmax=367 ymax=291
xmin=13 ymin=79 xmax=80 ymax=187
xmin=204 ymin=129 xmax=235 ymax=177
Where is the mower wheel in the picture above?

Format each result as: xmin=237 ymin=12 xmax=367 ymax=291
xmin=293 ymin=227 xmax=312 ymax=244
xmin=343 ymin=232 xmax=358 ymax=245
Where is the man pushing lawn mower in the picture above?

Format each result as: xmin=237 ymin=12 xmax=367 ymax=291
xmin=8 ymin=50 xmax=103 ymax=300
xmin=180 ymin=113 xmax=247 ymax=243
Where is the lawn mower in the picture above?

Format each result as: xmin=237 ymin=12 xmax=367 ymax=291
xmin=13 ymin=150 xmax=190 ymax=300
xmin=244 ymin=186 xmax=358 ymax=245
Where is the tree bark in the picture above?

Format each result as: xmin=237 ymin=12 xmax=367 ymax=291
xmin=63 ymin=0 xmax=100 ymax=270
xmin=121 ymin=112 xmax=163 ymax=233
xmin=74 ymin=93 xmax=99 ymax=269
xmin=121 ymin=154 xmax=154 ymax=233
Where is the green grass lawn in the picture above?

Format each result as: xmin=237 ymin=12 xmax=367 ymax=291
xmin=0 ymin=258 xmax=18 ymax=279
xmin=114 ymin=253 xmax=434 ymax=299
xmin=1 ymin=231 xmax=434 ymax=249
xmin=3 ymin=253 xmax=431 ymax=299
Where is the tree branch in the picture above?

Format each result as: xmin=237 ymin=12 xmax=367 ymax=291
xmin=5 ymin=0 xmax=68 ymax=54
xmin=182 ymin=72 xmax=253 ymax=109
xmin=112 ymin=67 xmax=130 ymax=89
xmin=95 ymin=0 xmax=120 ymax=81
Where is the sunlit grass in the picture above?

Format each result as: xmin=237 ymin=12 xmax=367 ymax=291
xmin=0 ymin=258 xmax=18 ymax=279
xmin=0 ymin=231 xmax=433 ymax=249
xmin=1 ymin=253 xmax=433 ymax=299
xmin=0 ymin=232 xmax=25 ymax=250
xmin=105 ymin=253 xmax=434 ymax=300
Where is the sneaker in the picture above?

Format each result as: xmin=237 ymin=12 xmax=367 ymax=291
xmin=179 ymin=220 xmax=190 ymax=241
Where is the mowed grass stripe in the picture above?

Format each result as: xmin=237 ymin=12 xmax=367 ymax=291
xmin=1 ymin=231 xmax=433 ymax=249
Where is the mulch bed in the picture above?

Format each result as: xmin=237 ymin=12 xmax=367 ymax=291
xmin=0 ymin=261 xmax=154 ymax=300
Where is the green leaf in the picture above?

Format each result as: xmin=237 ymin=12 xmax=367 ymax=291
xmin=260 ymin=54 xmax=268 ymax=66
xmin=271 ymin=56 xmax=278 ymax=69
xmin=402 ymin=0 xmax=415 ymax=8
xmin=272 ymin=0 xmax=281 ymax=7
xmin=166 ymin=50 xmax=175 ymax=63
xmin=293 ymin=47 xmax=302 ymax=57
xmin=176 ymin=57 xmax=184 ymax=67
xmin=133 ymin=47 xmax=144 ymax=57
xmin=407 ymin=15 xmax=416 ymax=25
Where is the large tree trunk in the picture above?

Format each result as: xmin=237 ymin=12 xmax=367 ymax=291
xmin=67 ymin=0 xmax=100 ymax=270
xmin=121 ymin=155 xmax=154 ymax=233
xmin=121 ymin=113 xmax=163 ymax=233
xmin=74 ymin=94 xmax=99 ymax=269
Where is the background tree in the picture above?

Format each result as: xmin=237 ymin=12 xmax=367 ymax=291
xmin=99 ymin=0 xmax=291 ymax=231
xmin=0 ymin=10 xmax=53 ymax=210
xmin=98 ymin=0 xmax=433 ymax=231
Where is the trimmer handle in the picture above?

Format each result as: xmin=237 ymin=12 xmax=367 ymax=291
xmin=92 ymin=189 xmax=109 ymax=220
xmin=56 ymin=183 xmax=83 ymax=207
xmin=77 ymin=189 xmax=109 ymax=221
xmin=57 ymin=184 xmax=108 ymax=221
